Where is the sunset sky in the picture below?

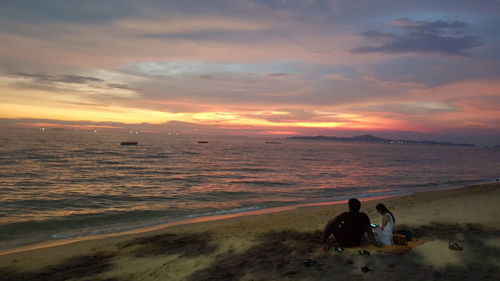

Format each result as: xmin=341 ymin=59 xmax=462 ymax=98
xmin=1 ymin=0 xmax=500 ymax=144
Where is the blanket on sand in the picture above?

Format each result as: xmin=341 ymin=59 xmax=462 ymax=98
xmin=361 ymin=240 xmax=429 ymax=255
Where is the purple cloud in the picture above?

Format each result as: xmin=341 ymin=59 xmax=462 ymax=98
xmin=350 ymin=19 xmax=482 ymax=56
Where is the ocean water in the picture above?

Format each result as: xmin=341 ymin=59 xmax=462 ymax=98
xmin=1 ymin=129 xmax=499 ymax=249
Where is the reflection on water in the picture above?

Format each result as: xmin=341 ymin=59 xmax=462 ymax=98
xmin=1 ymin=129 xmax=499 ymax=249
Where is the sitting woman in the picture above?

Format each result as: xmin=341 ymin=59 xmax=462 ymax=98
xmin=373 ymin=203 xmax=396 ymax=245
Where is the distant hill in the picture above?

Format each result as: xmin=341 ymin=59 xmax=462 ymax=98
xmin=288 ymin=134 xmax=476 ymax=147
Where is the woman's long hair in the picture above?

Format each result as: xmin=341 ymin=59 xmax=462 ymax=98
xmin=376 ymin=203 xmax=396 ymax=223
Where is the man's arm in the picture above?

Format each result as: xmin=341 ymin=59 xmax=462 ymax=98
xmin=320 ymin=214 xmax=342 ymax=244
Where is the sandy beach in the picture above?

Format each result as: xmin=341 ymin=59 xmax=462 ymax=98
xmin=1 ymin=182 xmax=499 ymax=281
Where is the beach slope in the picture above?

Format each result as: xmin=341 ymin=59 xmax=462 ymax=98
xmin=1 ymin=182 xmax=499 ymax=281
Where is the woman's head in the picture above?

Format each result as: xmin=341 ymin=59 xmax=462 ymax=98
xmin=376 ymin=203 xmax=389 ymax=214
xmin=376 ymin=203 xmax=396 ymax=223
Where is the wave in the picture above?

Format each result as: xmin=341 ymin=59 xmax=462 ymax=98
xmin=184 ymin=206 xmax=262 ymax=218
xmin=231 ymin=180 xmax=293 ymax=187
xmin=403 ymin=178 xmax=483 ymax=189
xmin=224 ymin=168 xmax=274 ymax=173
xmin=47 ymin=206 xmax=262 ymax=241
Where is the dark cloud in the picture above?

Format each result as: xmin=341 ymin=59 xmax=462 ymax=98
xmin=350 ymin=19 xmax=482 ymax=56
xmin=267 ymin=73 xmax=293 ymax=77
xmin=105 ymin=83 xmax=137 ymax=90
xmin=7 ymin=71 xmax=136 ymax=91
xmin=12 ymin=72 xmax=104 ymax=84
xmin=57 ymin=74 xmax=104 ymax=84
xmin=138 ymin=29 xmax=285 ymax=44
xmin=391 ymin=18 xmax=467 ymax=35
xmin=195 ymin=74 xmax=248 ymax=82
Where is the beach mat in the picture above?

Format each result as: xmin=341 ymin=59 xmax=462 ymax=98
xmin=361 ymin=240 xmax=430 ymax=255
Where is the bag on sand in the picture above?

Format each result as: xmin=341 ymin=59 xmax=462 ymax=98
xmin=396 ymin=230 xmax=414 ymax=241
xmin=393 ymin=233 xmax=408 ymax=246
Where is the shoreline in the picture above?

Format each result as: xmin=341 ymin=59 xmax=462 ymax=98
xmin=0 ymin=178 xmax=496 ymax=256
xmin=0 ymin=195 xmax=392 ymax=256
xmin=0 ymin=182 xmax=499 ymax=280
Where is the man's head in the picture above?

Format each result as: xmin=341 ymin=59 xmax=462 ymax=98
xmin=348 ymin=198 xmax=361 ymax=212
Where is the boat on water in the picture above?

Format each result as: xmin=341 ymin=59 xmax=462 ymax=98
xmin=265 ymin=141 xmax=282 ymax=144
xmin=197 ymin=141 xmax=209 ymax=144
xmin=120 ymin=142 xmax=138 ymax=145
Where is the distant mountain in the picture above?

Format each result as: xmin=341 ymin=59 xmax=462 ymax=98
xmin=350 ymin=134 xmax=389 ymax=142
xmin=288 ymin=134 xmax=476 ymax=147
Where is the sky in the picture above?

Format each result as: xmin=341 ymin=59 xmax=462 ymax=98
xmin=1 ymin=0 xmax=500 ymax=144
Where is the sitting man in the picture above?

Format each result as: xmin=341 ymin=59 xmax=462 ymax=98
xmin=320 ymin=198 xmax=376 ymax=250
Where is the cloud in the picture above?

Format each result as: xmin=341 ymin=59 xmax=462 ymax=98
xmin=266 ymin=73 xmax=293 ymax=77
xmin=350 ymin=18 xmax=482 ymax=56
xmin=1 ymin=1 xmax=500 ymax=145
xmin=105 ymin=83 xmax=136 ymax=90
xmin=238 ymin=109 xmax=363 ymax=124
xmin=326 ymin=73 xmax=354 ymax=81
xmin=124 ymin=61 xmax=299 ymax=78
xmin=11 ymin=72 xmax=104 ymax=84
xmin=390 ymin=18 xmax=467 ymax=35
xmin=116 ymin=16 xmax=273 ymax=34
xmin=6 ymin=71 xmax=136 ymax=91
xmin=350 ymin=101 xmax=461 ymax=115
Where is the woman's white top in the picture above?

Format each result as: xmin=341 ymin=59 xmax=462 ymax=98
xmin=374 ymin=213 xmax=395 ymax=245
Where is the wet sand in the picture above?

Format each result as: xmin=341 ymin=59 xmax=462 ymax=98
xmin=1 ymin=182 xmax=499 ymax=281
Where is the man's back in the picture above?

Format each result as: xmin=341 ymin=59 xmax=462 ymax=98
xmin=336 ymin=211 xmax=371 ymax=246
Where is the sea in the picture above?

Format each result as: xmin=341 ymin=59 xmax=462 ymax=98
xmin=1 ymin=129 xmax=499 ymax=250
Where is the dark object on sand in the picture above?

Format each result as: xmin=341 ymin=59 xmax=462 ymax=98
xmin=393 ymin=233 xmax=408 ymax=246
xmin=120 ymin=142 xmax=138 ymax=145
xmin=361 ymin=266 xmax=373 ymax=273
xmin=265 ymin=141 xmax=282 ymax=144
xmin=334 ymin=247 xmax=344 ymax=252
xmin=198 ymin=141 xmax=209 ymax=144
xmin=448 ymin=241 xmax=463 ymax=251
xmin=315 ymin=242 xmax=330 ymax=251
xmin=303 ymin=259 xmax=317 ymax=267
xmin=396 ymin=230 xmax=414 ymax=241
xmin=358 ymin=250 xmax=370 ymax=256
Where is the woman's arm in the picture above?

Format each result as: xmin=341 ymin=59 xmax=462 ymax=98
xmin=380 ymin=214 xmax=389 ymax=231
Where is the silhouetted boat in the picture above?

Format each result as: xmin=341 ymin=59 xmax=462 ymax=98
xmin=120 ymin=142 xmax=138 ymax=145
xmin=197 ymin=141 xmax=209 ymax=144
xmin=265 ymin=141 xmax=282 ymax=144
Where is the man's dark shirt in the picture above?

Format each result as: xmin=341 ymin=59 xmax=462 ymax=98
xmin=335 ymin=211 xmax=371 ymax=247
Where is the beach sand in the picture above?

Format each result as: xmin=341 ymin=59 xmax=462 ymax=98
xmin=1 ymin=182 xmax=499 ymax=281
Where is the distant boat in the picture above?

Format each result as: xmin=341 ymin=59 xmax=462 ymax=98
xmin=197 ymin=141 xmax=209 ymax=144
xmin=265 ymin=141 xmax=282 ymax=144
xmin=120 ymin=142 xmax=138 ymax=145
